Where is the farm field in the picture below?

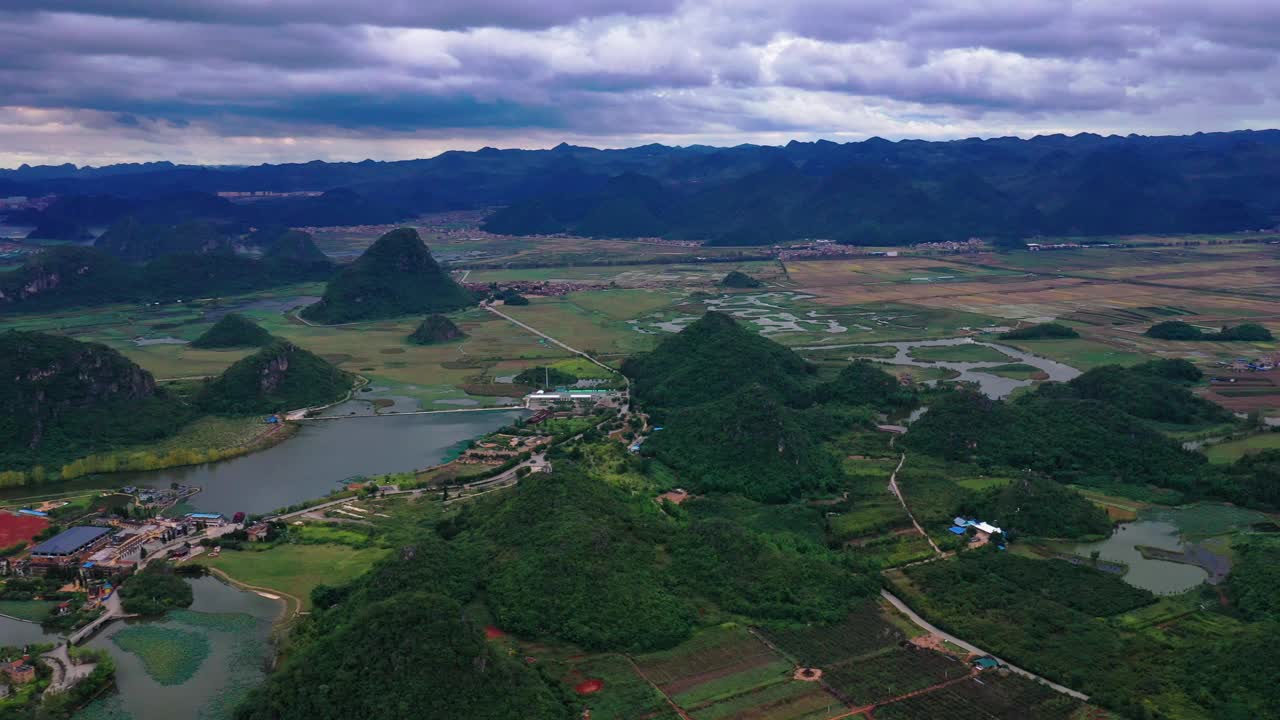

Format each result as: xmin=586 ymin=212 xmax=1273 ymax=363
xmin=631 ymin=624 xmax=839 ymax=720
xmin=908 ymin=343 xmax=1013 ymax=363
xmin=1204 ymin=432 xmax=1280 ymax=463
xmin=198 ymin=543 xmax=387 ymax=611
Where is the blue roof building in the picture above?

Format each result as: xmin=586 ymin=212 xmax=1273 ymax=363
xmin=30 ymin=526 xmax=112 ymax=560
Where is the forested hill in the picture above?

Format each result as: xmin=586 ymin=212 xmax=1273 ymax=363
xmin=0 ymin=246 xmax=333 ymax=315
xmin=4 ymin=129 xmax=1279 ymax=243
xmin=0 ymin=331 xmax=190 ymax=469
xmin=622 ymin=311 xmax=816 ymax=412
xmin=301 ymin=228 xmax=473 ymax=324
xmin=196 ymin=341 xmax=353 ymax=415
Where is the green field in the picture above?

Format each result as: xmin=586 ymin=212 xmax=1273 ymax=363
xmin=0 ymin=600 xmax=57 ymax=622
xmin=981 ymin=363 xmax=1045 ymax=380
xmin=1204 ymin=432 xmax=1280 ymax=463
xmin=908 ymin=344 xmax=1013 ymax=363
xmin=997 ymin=337 xmax=1149 ymax=369
xmin=199 ymin=543 xmax=387 ymax=610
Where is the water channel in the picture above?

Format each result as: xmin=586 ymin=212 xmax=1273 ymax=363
xmin=799 ymin=336 xmax=1081 ymax=399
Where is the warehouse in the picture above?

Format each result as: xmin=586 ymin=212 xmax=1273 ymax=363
xmin=28 ymin=526 xmax=112 ymax=567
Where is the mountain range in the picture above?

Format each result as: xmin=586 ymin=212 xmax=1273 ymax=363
xmin=2 ymin=130 xmax=1277 ymax=244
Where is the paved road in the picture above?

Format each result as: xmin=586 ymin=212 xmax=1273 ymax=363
xmin=305 ymin=405 xmax=523 ymax=421
xmin=271 ymin=452 xmax=548 ymax=521
xmin=880 ymin=590 xmax=1090 ymax=702
xmin=484 ymin=304 xmax=622 ymax=378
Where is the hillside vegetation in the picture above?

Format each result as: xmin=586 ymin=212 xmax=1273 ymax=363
xmin=190 ymin=313 xmax=274 ymax=349
xmin=407 ymin=314 xmax=465 ymax=345
xmin=622 ymin=311 xmax=816 ymax=413
xmin=301 ymin=228 xmax=473 ymax=324
xmin=0 ymin=331 xmax=191 ymax=470
xmin=0 ymin=245 xmax=331 ymax=315
xmin=196 ymin=341 xmax=353 ymax=415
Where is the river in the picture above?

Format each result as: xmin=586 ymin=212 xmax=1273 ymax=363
xmin=798 ymin=337 xmax=1080 ymax=399
xmin=0 ymin=409 xmax=528 ymax=518
xmin=112 ymin=409 xmax=528 ymax=517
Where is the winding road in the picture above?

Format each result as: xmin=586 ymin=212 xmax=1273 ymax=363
xmin=880 ymin=590 xmax=1090 ymax=702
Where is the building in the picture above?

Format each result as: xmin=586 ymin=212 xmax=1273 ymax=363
xmin=28 ymin=526 xmax=112 ymax=568
xmin=3 ymin=659 xmax=35 ymax=685
xmin=245 ymin=523 xmax=270 ymax=542
xmin=523 ymin=388 xmax=624 ymax=410
xmin=185 ymin=512 xmax=225 ymax=525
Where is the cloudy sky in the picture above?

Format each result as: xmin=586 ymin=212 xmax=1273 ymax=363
xmin=3 ymin=1 xmax=1278 ymax=166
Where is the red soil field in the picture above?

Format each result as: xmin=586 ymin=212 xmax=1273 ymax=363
xmin=574 ymin=679 xmax=604 ymax=695
xmin=0 ymin=513 xmax=49 ymax=547
xmin=484 ymin=626 xmax=506 ymax=639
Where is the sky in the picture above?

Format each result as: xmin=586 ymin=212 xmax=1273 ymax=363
xmin=2 ymin=1 xmax=1278 ymax=167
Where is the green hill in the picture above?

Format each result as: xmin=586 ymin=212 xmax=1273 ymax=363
xmin=719 ymin=270 xmax=763 ymax=288
xmin=643 ymin=386 xmax=842 ymax=502
xmin=407 ymin=314 xmax=465 ymax=345
xmin=0 ymin=331 xmax=190 ymax=469
xmin=196 ymin=341 xmax=353 ymax=415
xmin=301 ymin=228 xmax=473 ymax=324
xmin=960 ymin=476 xmax=1112 ymax=539
xmin=262 ymin=230 xmax=330 ymax=266
xmin=95 ymin=217 xmax=232 ymax=263
xmin=818 ymin=359 xmax=918 ymax=411
xmin=1040 ymin=364 xmax=1232 ymax=426
xmin=190 ymin=313 xmax=274 ymax=349
xmin=622 ymin=312 xmax=815 ymax=413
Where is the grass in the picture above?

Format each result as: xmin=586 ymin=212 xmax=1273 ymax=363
xmin=1000 ymin=338 xmax=1150 ymax=370
xmin=199 ymin=543 xmax=388 ymax=610
xmin=112 ymin=625 xmax=211 ymax=685
xmin=908 ymin=344 xmax=1013 ymax=363
xmin=0 ymin=600 xmax=56 ymax=622
xmin=956 ymin=476 xmax=1015 ymax=491
xmin=1203 ymin=432 xmax=1280 ymax=463
xmin=292 ymin=522 xmax=377 ymax=547
xmin=981 ymin=363 xmax=1046 ymax=380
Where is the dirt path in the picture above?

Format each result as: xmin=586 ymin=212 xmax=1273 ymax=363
xmin=884 ymin=448 xmax=943 ymax=557
xmin=207 ymin=567 xmax=305 ymax=621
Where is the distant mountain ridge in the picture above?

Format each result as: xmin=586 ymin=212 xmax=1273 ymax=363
xmin=2 ymin=130 xmax=1277 ymax=242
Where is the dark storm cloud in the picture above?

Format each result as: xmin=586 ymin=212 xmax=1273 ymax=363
xmin=1 ymin=0 xmax=1279 ymax=165
xmin=4 ymin=0 xmax=680 ymax=30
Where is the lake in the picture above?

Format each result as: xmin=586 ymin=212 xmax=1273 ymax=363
xmin=108 ymin=408 xmax=527 ymax=516
xmin=1072 ymin=521 xmax=1209 ymax=595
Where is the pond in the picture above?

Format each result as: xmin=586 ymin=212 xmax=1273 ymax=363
xmin=105 ymin=409 xmax=527 ymax=517
xmin=1071 ymin=521 xmax=1211 ymax=595
xmin=0 ymin=614 xmax=60 ymax=647
xmin=78 ymin=576 xmax=281 ymax=720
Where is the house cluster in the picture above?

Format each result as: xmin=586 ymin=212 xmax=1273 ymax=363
xmin=7 ymin=513 xmax=224 ymax=578
xmin=1025 ymin=242 xmax=1082 ymax=251
xmin=912 ymin=238 xmax=985 ymax=253
xmin=460 ymin=280 xmax=609 ymax=298
xmin=523 ymin=388 xmax=626 ymax=412
xmin=457 ymin=434 xmax=551 ymax=464
xmin=1215 ymin=355 xmax=1278 ymax=373
xmin=949 ymin=517 xmax=1005 ymax=548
